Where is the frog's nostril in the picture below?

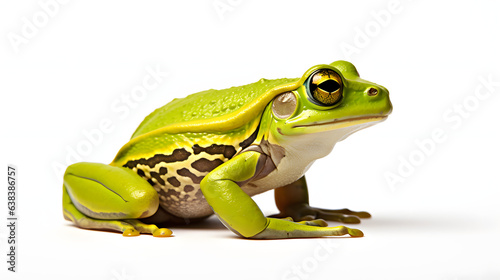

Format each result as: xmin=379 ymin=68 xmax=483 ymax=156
xmin=367 ymin=88 xmax=378 ymax=96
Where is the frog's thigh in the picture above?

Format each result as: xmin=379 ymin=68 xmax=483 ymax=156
xmin=63 ymin=186 xmax=138 ymax=235
xmin=64 ymin=162 xmax=159 ymax=219
xmin=63 ymin=162 xmax=169 ymax=236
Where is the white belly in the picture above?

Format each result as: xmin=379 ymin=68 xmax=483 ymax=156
xmin=241 ymin=121 xmax=380 ymax=196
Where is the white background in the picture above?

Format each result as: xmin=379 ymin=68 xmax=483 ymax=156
xmin=1 ymin=0 xmax=499 ymax=279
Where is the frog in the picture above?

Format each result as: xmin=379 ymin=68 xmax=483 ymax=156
xmin=62 ymin=60 xmax=392 ymax=239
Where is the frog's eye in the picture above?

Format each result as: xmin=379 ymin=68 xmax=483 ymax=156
xmin=308 ymin=69 xmax=343 ymax=106
xmin=272 ymin=91 xmax=297 ymax=119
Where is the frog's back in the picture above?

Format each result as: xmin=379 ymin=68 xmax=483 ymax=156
xmin=131 ymin=78 xmax=297 ymax=138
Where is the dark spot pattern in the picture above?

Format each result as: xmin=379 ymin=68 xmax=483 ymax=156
xmin=195 ymin=189 xmax=204 ymax=199
xmin=119 ymin=128 xmax=261 ymax=212
xmin=150 ymin=171 xmax=165 ymax=185
xmin=192 ymin=144 xmax=236 ymax=159
xmin=177 ymin=168 xmax=204 ymax=184
xmin=137 ymin=169 xmax=146 ymax=177
xmin=124 ymin=148 xmax=191 ymax=169
xmin=158 ymin=167 xmax=168 ymax=175
xmin=167 ymin=176 xmax=181 ymax=187
xmin=165 ymin=189 xmax=180 ymax=197
xmin=191 ymin=158 xmax=224 ymax=172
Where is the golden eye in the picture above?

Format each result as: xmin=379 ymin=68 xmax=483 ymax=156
xmin=308 ymin=69 xmax=343 ymax=106
xmin=272 ymin=91 xmax=297 ymax=119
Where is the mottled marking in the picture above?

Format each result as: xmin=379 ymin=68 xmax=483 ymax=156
xmin=239 ymin=127 xmax=259 ymax=149
xmin=177 ymin=168 xmax=204 ymax=184
xmin=158 ymin=167 xmax=168 ymax=175
xmin=158 ymin=187 xmax=186 ymax=204
xmin=150 ymin=171 xmax=165 ymax=185
xmin=117 ymin=126 xmax=264 ymax=219
xmin=137 ymin=169 xmax=146 ymax=177
xmin=167 ymin=176 xmax=181 ymax=187
xmin=165 ymin=189 xmax=179 ymax=197
xmin=195 ymin=189 xmax=204 ymax=199
xmin=124 ymin=148 xmax=191 ymax=169
xmin=192 ymin=144 xmax=236 ymax=159
xmin=191 ymin=158 xmax=224 ymax=172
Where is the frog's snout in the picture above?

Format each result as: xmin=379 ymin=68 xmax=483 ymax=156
xmin=364 ymin=85 xmax=392 ymax=115
xmin=365 ymin=85 xmax=389 ymax=98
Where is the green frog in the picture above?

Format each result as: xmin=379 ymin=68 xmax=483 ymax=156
xmin=63 ymin=60 xmax=392 ymax=239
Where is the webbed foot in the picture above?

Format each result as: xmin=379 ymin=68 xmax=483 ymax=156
xmin=251 ymin=218 xmax=364 ymax=239
xmin=279 ymin=216 xmax=328 ymax=227
xmin=270 ymin=204 xmax=371 ymax=224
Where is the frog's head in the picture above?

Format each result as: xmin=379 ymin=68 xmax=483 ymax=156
xmin=268 ymin=61 xmax=392 ymax=157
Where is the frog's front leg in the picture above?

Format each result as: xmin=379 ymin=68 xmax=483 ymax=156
xmin=63 ymin=162 xmax=172 ymax=237
xmin=272 ymin=176 xmax=371 ymax=224
xmin=200 ymin=152 xmax=363 ymax=239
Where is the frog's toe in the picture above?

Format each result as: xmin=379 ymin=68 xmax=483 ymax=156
xmin=316 ymin=211 xmax=361 ymax=224
xmin=340 ymin=215 xmax=361 ymax=224
xmin=347 ymin=227 xmax=364 ymax=237
xmin=334 ymin=225 xmax=364 ymax=237
xmin=279 ymin=216 xmax=327 ymax=227
xmin=352 ymin=211 xmax=371 ymax=219
xmin=297 ymin=214 xmax=316 ymax=221
xmin=122 ymin=228 xmax=140 ymax=237
xmin=153 ymin=228 xmax=173 ymax=237
xmin=319 ymin=208 xmax=371 ymax=219
xmin=297 ymin=219 xmax=328 ymax=227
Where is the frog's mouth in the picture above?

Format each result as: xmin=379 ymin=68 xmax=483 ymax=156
xmin=293 ymin=115 xmax=388 ymax=130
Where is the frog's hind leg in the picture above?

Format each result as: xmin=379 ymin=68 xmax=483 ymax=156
xmin=63 ymin=187 xmax=143 ymax=236
xmin=62 ymin=162 xmax=172 ymax=237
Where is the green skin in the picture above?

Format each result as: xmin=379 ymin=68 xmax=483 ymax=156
xmin=63 ymin=61 xmax=392 ymax=238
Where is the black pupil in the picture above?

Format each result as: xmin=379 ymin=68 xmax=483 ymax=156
xmin=318 ymin=80 xmax=340 ymax=93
